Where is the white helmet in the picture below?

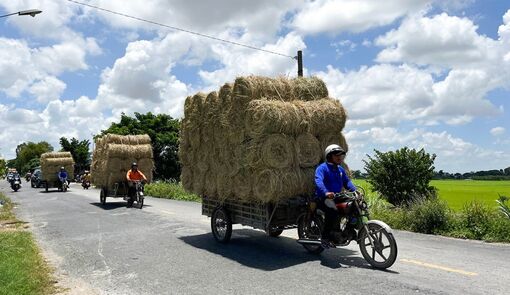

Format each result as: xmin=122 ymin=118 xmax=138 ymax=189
xmin=324 ymin=144 xmax=345 ymax=159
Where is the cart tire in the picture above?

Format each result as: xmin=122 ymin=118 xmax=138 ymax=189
xmin=297 ymin=215 xmax=324 ymax=254
xmin=100 ymin=188 xmax=107 ymax=205
xmin=45 ymin=182 xmax=48 ymax=192
xmin=267 ymin=227 xmax=283 ymax=237
xmin=211 ymin=207 xmax=232 ymax=243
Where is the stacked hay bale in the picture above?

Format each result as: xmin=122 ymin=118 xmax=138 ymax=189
xmin=40 ymin=152 xmax=75 ymax=183
xmin=179 ymin=76 xmax=348 ymax=203
xmin=90 ymin=134 xmax=154 ymax=188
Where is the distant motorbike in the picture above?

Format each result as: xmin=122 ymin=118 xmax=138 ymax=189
xmin=297 ymin=189 xmax=398 ymax=269
xmin=10 ymin=175 xmax=22 ymax=192
xmin=82 ymin=180 xmax=91 ymax=189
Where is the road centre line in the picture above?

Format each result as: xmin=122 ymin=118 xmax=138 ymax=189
xmin=400 ymin=259 xmax=478 ymax=276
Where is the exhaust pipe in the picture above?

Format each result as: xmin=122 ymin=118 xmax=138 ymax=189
xmin=297 ymin=239 xmax=322 ymax=246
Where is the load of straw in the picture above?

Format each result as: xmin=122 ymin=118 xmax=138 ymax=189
xmin=90 ymin=134 xmax=154 ymax=188
xmin=40 ymin=152 xmax=75 ymax=182
xmin=179 ymin=75 xmax=349 ymax=203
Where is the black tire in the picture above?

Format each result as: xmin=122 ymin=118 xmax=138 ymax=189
xmin=297 ymin=215 xmax=324 ymax=254
xmin=45 ymin=182 xmax=48 ymax=192
xmin=127 ymin=197 xmax=134 ymax=208
xmin=100 ymin=188 xmax=107 ymax=205
xmin=13 ymin=186 xmax=19 ymax=192
xmin=31 ymin=181 xmax=35 ymax=188
xmin=137 ymin=194 xmax=144 ymax=209
xmin=211 ymin=207 xmax=232 ymax=243
xmin=267 ymin=227 xmax=283 ymax=237
xmin=358 ymin=223 xmax=398 ymax=269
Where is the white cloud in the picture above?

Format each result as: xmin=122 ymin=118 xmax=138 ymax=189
xmin=291 ymin=0 xmax=430 ymax=35
xmin=376 ymin=13 xmax=497 ymax=68
xmin=28 ymin=76 xmax=66 ymax=103
xmin=199 ymin=32 xmax=305 ymax=88
xmin=490 ymin=126 xmax=505 ymax=136
xmin=0 ymin=36 xmax=100 ymax=99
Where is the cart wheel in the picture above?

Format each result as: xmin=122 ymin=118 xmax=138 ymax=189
xmin=45 ymin=182 xmax=48 ymax=192
xmin=267 ymin=227 xmax=284 ymax=237
xmin=211 ymin=207 xmax=232 ymax=243
xmin=100 ymin=188 xmax=107 ymax=205
xmin=297 ymin=215 xmax=324 ymax=254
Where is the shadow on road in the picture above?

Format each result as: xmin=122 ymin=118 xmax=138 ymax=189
xmin=180 ymin=229 xmax=381 ymax=271
xmin=90 ymin=202 xmax=128 ymax=210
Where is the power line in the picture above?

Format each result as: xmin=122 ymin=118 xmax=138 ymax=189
xmin=66 ymin=0 xmax=296 ymax=60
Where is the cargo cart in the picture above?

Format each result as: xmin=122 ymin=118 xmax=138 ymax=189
xmin=99 ymin=180 xmax=144 ymax=208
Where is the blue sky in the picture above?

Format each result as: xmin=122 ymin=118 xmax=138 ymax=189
xmin=0 ymin=0 xmax=509 ymax=173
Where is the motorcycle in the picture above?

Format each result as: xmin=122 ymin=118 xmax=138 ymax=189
xmin=10 ymin=175 xmax=22 ymax=192
xmin=126 ymin=180 xmax=145 ymax=208
xmin=297 ymin=189 xmax=398 ymax=269
xmin=82 ymin=180 xmax=91 ymax=189
xmin=58 ymin=177 xmax=68 ymax=192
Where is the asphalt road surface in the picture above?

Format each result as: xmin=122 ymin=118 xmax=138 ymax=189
xmin=2 ymin=181 xmax=509 ymax=295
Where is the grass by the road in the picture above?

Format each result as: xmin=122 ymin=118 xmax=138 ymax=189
xmin=145 ymin=181 xmax=201 ymax=202
xmin=354 ymin=179 xmax=510 ymax=211
xmin=0 ymin=193 xmax=56 ymax=295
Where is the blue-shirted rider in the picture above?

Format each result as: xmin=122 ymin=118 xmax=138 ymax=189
xmin=58 ymin=167 xmax=68 ymax=186
xmin=315 ymin=144 xmax=357 ymax=243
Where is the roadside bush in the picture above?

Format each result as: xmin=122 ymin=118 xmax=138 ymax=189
xmin=364 ymin=147 xmax=436 ymax=207
xmin=406 ymin=198 xmax=451 ymax=234
xmin=496 ymin=195 xmax=510 ymax=219
xmin=145 ymin=180 xmax=201 ymax=202
xmin=458 ymin=201 xmax=494 ymax=240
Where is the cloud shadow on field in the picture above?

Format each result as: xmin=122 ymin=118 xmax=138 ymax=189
xmin=180 ymin=229 xmax=374 ymax=271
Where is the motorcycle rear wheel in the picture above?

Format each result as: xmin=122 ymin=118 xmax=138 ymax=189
xmin=358 ymin=223 xmax=397 ymax=269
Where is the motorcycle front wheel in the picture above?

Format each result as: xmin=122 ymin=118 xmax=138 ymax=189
xmin=358 ymin=222 xmax=398 ymax=269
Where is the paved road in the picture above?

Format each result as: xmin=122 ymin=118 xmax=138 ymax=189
xmin=2 ymin=181 xmax=509 ymax=295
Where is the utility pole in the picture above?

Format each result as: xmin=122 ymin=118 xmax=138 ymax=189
xmin=297 ymin=50 xmax=303 ymax=77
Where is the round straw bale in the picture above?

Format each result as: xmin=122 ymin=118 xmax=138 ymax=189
xmin=232 ymin=168 xmax=252 ymax=200
xmin=216 ymin=171 xmax=233 ymax=200
xmin=299 ymin=168 xmax=316 ymax=196
xmin=291 ymin=76 xmax=329 ymax=101
xmin=245 ymin=100 xmax=308 ymax=137
xmin=192 ymin=170 xmax=206 ymax=196
xmin=260 ymin=134 xmax=296 ymax=169
xmin=296 ymin=133 xmax=321 ymax=168
xmin=181 ymin=166 xmax=193 ymax=192
xmin=107 ymin=144 xmax=153 ymax=159
xmin=41 ymin=151 xmax=73 ymax=159
xmin=204 ymin=172 xmax=217 ymax=198
xmin=302 ymin=99 xmax=346 ymax=137
xmin=253 ymin=169 xmax=278 ymax=202
xmin=184 ymin=95 xmax=193 ymax=119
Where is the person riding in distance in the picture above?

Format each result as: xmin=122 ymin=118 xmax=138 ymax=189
xmin=315 ymin=144 xmax=357 ymax=243
xmin=82 ymin=170 xmax=91 ymax=182
xmin=126 ymin=162 xmax=147 ymax=199
xmin=58 ymin=167 xmax=68 ymax=185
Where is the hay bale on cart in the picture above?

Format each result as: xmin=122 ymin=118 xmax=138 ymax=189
xmin=179 ymin=75 xmax=351 ymax=242
xmin=91 ymin=134 xmax=154 ymax=206
xmin=179 ymin=75 xmax=349 ymax=203
xmin=40 ymin=152 xmax=75 ymax=184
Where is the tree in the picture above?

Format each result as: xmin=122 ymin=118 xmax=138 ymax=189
xmin=14 ymin=141 xmax=53 ymax=173
xmin=0 ymin=158 xmax=6 ymax=178
xmin=364 ymin=147 xmax=436 ymax=207
xmin=60 ymin=137 xmax=91 ymax=174
xmin=100 ymin=112 xmax=181 ymax=180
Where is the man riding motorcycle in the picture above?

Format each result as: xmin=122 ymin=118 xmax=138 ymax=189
xmin=126 ymin=162 xmax=147 ymax=207
xmin=58 ymin=167 xmax=68 ymax=187
xmin=315 ymin=144 xmax=357 ymax=244
xmin=81 ymin=170 xmax=91 ymax=189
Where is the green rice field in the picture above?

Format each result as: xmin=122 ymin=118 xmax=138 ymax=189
xmin=353 ymin=179 xmax=510 ymax=211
